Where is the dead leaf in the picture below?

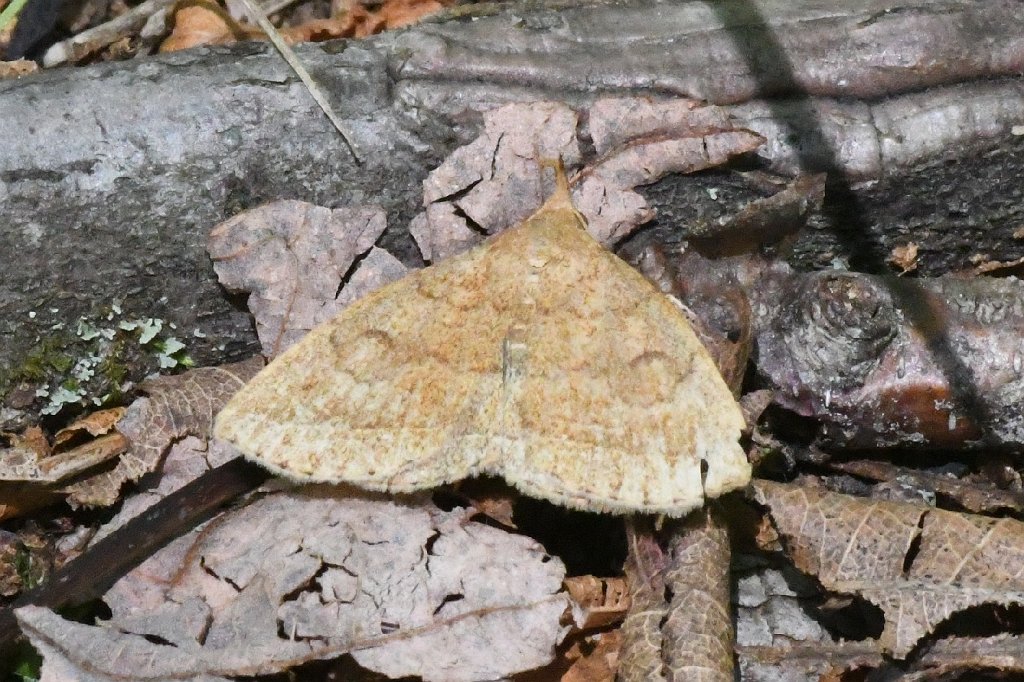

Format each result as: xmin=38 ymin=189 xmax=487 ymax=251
xmin=161 ymin=0 xmax=449 ymax=52
xmin=207 ymin=200 xmax=401 ymax=358
xmin=618 ymin=509 xmax=735 ymax=681
xmin=660 ymin=509 xmax=734 ymax=679
xmin=686 ymin=173 xmax=826 ymax=257
xmin=452 ymin=477 xmax=520 ymax=528
xmin=0 ymin=426 xmax=50 ymax=475
xmin=0 ymin=59 xmax=38 ymax=79
xmin=565 ymin=575 xmax=629 ymax=630
xmin=62 ymin=357 xmax=263 ymax=507
xmin=888 ymin=242 xmax=919 ymax=274
xmin=562 ymin=630 xmax=621 ymax=682
xmin=752 ymin=479 xmax=1024 ymax=657
xmin=53 ymin=407 xmax=125 ymax=448
xmin=576 ymin=97 xmax=765 ymax=244
xmin=20 ymin=490 xmax=568 ymax=681
xmin=0 ymin=413 xmax=129 ymax=495
xmin=908 ymin=634 xmax=1024 ymax=680
xmin=160 ymin=0 xmax=258 ymax=52
xmin=91 ymin=436 xmax=243 ymax=544
xmin=216 ymin=171 xmax=749 ymax=516
xmin=738 ymin=640 xmax=885 ymax=681
xmin=410 ymin=101 xmax=582 ymax=261
xmin=619 ymin=522 xmax=667 ymax=679
xmin=411 ymin=98 xmax=763 ymax=259
xmin=832 ymin=459 xmax=1024 ymax=514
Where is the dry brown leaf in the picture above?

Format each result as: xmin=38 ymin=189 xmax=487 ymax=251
xmin=90 ymin=435 xmax=242 ymax=544
xmin=619 ymin=521 xmax=667 ymax=679
xmin=562 ymin=630 xmax=621 ymax=682
xmin=0 ymin=426 xmax=50 ymax=477
xmin=753 ymin=479 xmax=1024 ymax=657
xmin=0 ymin=59 xmax=38 ymax=79
xmin=19 ymin=490 xmax=568 ymax=681
xmin=62 ymin=357 xmax=263 ymax=507
xmin=565 ymin=575 xmax=629 ymax=630
xmin=738 ymin=641 xmax=885 ymax=681
xmin=161 ymin=0 xmax=448 ymax=52
xmin=410 ymin=101 xmax=583 ymax=261
xmin=453 ymin=477 xmax=520 ymax=528
xmin=576 ymin=97 xmax=765 ymax=245
xmin=411 ymin=99 xmax=763 ymax=260
xmin=685 ymin=173 xmax=826 ymax=257
xmin=216 ymin=173 xmax=749 ymax=516
xmin=908 ymin=634 xmax=1024 ymax=680
xmin=207 ymin=200 xmax=401 ymax=357
xmin=371 ymin=0 xmax=443 ymax=29
xmin=0 ymin=413 xmax=130 ymax=495
xmin=832 ymin=459 xmax=1024 ymax=514
xmin=309 ymin=0 xmax=443 ymax=39
xmin=888 ymin=241 xmax=920 ymax=274
xmin=661 ymin=509 xmax=734 ymax=680
xmin=53 ymin=407 xmax=125 ymax=448
xmin=619 ymin=509 xmax=735 ymax=682
xmin=160 ymin=1 xmax=259 ymax=52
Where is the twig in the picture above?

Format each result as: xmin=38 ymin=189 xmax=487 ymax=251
xmin=233 ymin=0 xmax=363 ymax=163
xmin=0 ymin=456 xmax=269 ymax=660
xmin=41 ymin=0 xmax=178 ymax=66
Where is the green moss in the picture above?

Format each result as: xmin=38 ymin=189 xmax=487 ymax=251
xmin=97 ymin=339 xmax=130 ymax=404
xmin=14 ymin=546 xmax=44 ymax=591
xmin=0 ymin=334 xmax=78 ymax=394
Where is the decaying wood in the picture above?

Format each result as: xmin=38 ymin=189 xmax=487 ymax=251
xmin=635 ymin=244 xmax=1024 ymax=451
xmin=2 ymin=0 xmax=1023 ymax=427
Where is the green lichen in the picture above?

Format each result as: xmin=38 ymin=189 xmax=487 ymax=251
xmin=4 ymin=305 xmax=197 ymax=418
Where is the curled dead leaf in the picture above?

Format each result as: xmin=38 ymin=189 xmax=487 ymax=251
xmin=62 ymin=357 xmax=263 ymax=507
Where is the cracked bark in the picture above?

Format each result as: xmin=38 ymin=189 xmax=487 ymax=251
xmin=2 ymin=0 xmax=1023 ymax=427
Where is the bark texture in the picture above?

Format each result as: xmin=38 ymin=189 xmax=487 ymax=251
xmin=2 ymin=0 xmax=1023 ymax=427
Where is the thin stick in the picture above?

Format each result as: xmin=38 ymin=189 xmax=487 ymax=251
xmin=234 ymin=0 xmax=363 ymax=164
xmin=0 ymin=457 xmax=269 ymax=660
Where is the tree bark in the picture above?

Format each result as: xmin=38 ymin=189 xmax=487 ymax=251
xmin=2 ymin=0 xmax=1023 ymax=428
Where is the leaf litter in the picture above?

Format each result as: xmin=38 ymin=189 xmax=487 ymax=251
xmin=752 ymin=479 xmax=1024 ymax=658
xmin=18 ymin=489 xmax=569 ymax=681
xmin=6 ymin=97 xmax=774 ymax=680
xmin=410 ymin=98 xmax=764 ymax=260
xmin=60 ymin=356 xmax=263 ymax=507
